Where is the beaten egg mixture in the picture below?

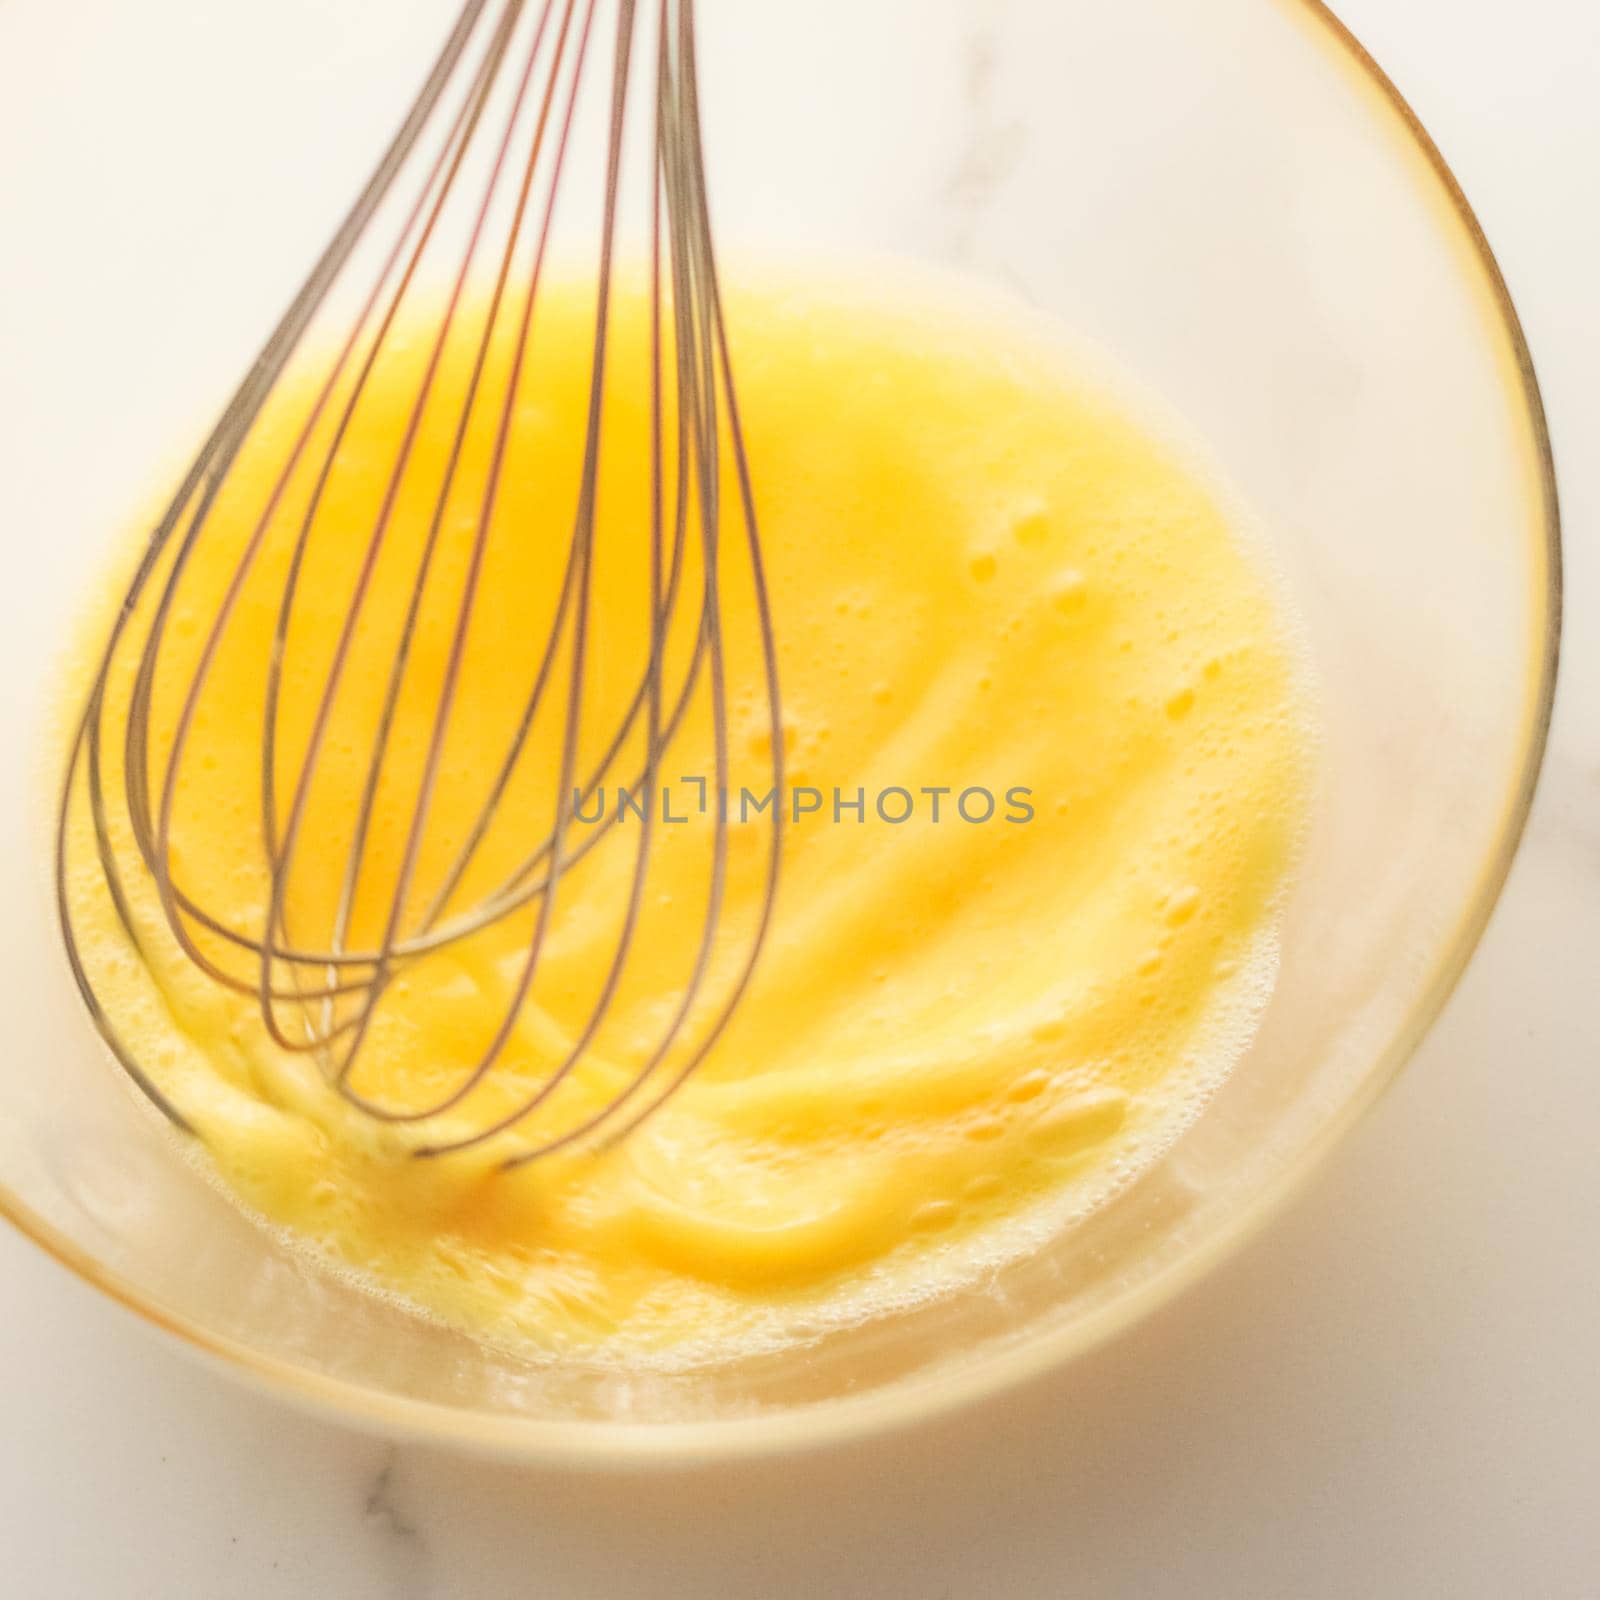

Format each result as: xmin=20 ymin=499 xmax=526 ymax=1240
xmin=60 ymin=273 xmax=1309 ymax=1362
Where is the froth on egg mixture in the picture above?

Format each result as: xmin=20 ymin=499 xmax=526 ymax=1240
xmin=59 ymin=272 xmax=1310 ymax=1365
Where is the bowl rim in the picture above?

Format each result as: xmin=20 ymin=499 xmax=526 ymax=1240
xmin=0 ymin=0 xmax=1563 ymax=1465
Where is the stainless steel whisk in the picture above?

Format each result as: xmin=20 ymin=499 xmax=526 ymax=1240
xmin=56 ymin=0 xmax=784 ymax=1165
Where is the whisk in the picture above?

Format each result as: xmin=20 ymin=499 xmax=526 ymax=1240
xmin=55 ymin=0 xmax=784 ymax=1166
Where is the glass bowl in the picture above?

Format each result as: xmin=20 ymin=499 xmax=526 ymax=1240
xmin=0 ymin=0 xmax=1558 ymax=1461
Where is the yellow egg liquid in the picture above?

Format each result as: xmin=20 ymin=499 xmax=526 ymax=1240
xmin=60 ymin=271 xmax=1310 ymax=1365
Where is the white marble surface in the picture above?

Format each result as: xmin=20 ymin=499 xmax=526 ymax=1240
xmin=3 ymin=2 xmax=1597 ymax=1595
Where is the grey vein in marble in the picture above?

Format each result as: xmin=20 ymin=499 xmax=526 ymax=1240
xmin=942 ymin=7 xmax=1026 ymax=261
xmin=363 ymin=1446 xmax=434 ymax=1600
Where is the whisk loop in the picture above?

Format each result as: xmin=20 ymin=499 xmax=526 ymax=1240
xmin=56 ymin=0 xmax=784 ymax=1165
